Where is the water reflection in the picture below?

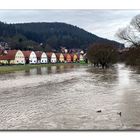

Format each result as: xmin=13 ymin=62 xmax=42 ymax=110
xmin=30 ymin=68 xmax=37 ymax=75
xmin=0 ymin=73 xmax=17 ymax=81
xmin=22 ymin=64 xmax=78 ymax=76
xmin=114 ymin=64 xmax=140 ymax=129
xmin=51 ymin=66 xmax=57 ymax=74
xmin=120 ymin=89 xmax=140 ymax=129
xmin=117 ymin=64 xmax=131 ymax=87
xmin=87 ymin=65 xmax=118 ymax=86
xmin=59 ymin=65 xmax=64 ymax=73
xmin=41 ymin=67 xmax=48 ymax=75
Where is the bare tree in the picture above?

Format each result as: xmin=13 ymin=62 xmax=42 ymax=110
xmin=116 ymin=26 xmax=140 ymax=47
xmin=116 ymin=14 xmax=140 ymax=47
xmin=116 ymin=14 xmax=140 ymax=66
xmin=131 ymin=14 xmax=140 ymax=31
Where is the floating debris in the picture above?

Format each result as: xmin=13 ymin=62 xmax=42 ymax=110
xmin=96 ymin=110 xmax=102 ymax=113
xmin=117 ymin=112 xmax=122 ymax=116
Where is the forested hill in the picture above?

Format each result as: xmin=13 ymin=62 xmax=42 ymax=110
xmin=0 ymin=22 xmax=124 ymax=51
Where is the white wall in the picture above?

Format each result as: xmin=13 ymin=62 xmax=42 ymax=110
xmin=41 ymin=52 xmax=48 ymax=63
xmin=29 ymin=51 xmax=37 ymax=64
xmin=14 ymin=50 xmax=25 ymax=64
xmin=79 ymin=54 xmax=84 ymax=61
xmin=51 ymin=53 xmax=57 ymax=63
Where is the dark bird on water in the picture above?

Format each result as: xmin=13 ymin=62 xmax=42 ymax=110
xmin=117 ymin=112 xmax=122 ymax=116
xmin=96 ymin=110 xmax=102 ymax=113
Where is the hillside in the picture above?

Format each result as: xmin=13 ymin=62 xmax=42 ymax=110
xmin=0 ymin=21 xmax=124 ymax=51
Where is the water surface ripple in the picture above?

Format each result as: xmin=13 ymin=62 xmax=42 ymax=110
xmin=0 ymin=64 xmax=140 ymax=130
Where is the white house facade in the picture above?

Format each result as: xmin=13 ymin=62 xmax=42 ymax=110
xmin=51 ymin=53 xmax=57 ymax=63
xmin=29 ymin=51 xmax=37 ymax=64
xmin=41 ymin=52 xmax=48 ymax=63
xmin=47 ymin=52 xmax=57 ymax=63
xmin=14 ymin=50 xmax=25 ymax=64
xmin=0 ymin=50 xmax=25 ymax=64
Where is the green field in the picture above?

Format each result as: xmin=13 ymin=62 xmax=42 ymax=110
xmin=0 ymin=63 xmax=87 ymax=74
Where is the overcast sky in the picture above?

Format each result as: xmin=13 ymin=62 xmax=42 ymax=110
xmin=0 ymin=9 xmax=140 ymax=42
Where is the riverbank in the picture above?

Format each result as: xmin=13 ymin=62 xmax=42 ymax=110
xmin=0 ymin=63 xmax=87 ymax=74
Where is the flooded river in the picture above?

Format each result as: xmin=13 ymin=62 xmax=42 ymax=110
xmin=0 ymin=63 xmax=140 ymax=130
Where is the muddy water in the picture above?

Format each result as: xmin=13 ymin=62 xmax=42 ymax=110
xmin=0 ymin=63 xmax=140 ymax=130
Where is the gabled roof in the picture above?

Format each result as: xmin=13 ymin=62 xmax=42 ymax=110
xmin=77 ymin=53 xmax=84 ymax=59
xmin=46 ymin=52 xmax=52 ymax=58
xmin=46 ymin=52 xmax=56 ymax=58
xmin=70 ymin=54 xmax=78 ymax=59
xmin=63 ymin=53 xmax=71 ymax=59
xmin=22 ymin=51 xmax=32 ymax=58
xmin=0 ymin=50 xmax=18 ymax=60
xmin=55 ymin=53 xmax=63 ymax=59
xmin=35 ymin=51 xmax=43 ymax=60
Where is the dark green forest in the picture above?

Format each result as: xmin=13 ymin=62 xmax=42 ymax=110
xmin=0 ymin=21 xmax=124 ymax=51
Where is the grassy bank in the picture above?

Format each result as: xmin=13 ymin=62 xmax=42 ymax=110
xmin=0 ymin=63 xmax=87 ymax=74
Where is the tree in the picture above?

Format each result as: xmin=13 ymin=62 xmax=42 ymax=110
xmin=116 ymin=14 xmax=140 ymax=47
xmin=0 ymin=21 xmax=122 ymax=51
xmin=123 ymin=46 xmax=140 ymax=66
xmin=131 ymin=14 xmax=140 ymax=32
xmin=87 ymin=43 xmax=118 ymax=68
xmin=43 ymin=44 xmax=53 ymax=52
xmin=116 ymin=14 xmax=140 ymax=66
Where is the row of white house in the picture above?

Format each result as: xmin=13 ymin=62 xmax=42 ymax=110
xmin=0 ymin=50 xmax=86 ymax=65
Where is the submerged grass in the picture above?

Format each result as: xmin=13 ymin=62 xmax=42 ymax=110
xmin=0 ymin=63 xmax=87 ymax=74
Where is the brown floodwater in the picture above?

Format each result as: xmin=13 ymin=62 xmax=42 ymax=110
xmin=0 ymin=63 xmax=140 ymax=130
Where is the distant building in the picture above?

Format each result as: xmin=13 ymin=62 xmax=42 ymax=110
xmin=71 ymin=54 xmax=78 ymax=62
xmin=83 ymin=53 xmax=89 ymax=63
xmin=0 ymin=42 xmax=10 ymax=50
xmin=47 ymin=52 xmax=57 ymax=63
xmin=118 ymin=48 xmax=129 ymax=53
xmin=0 ymin=50 xmax=25 ymax=64
xmin=64 ymin=53 xmax=72 ymax=63
xmin=56 ymin=53 xmax=65 ymax=63
xmin=61 ymin=47 xmax=66 ymax=53
xmin=80 ymin=50 xmax=84 ymax=54
xmin=35 ymin=51 xmax=48 ymax=64
xmin=64 ymin=49 xmax=68 ymax=53
xmin=78 ymin=54 xmax=85 ymax=63
xmin=22 ymin=51 xmax=37 ymax=64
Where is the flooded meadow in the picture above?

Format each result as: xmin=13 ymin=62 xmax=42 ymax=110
xmin=0 ymin=63 xmax=140 ymax=130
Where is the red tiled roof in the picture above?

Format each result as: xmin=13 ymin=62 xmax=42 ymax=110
xmin=55 ymin=53 xmax=61 ymax=59
xmin=70 ymin=54 xmax=77 ymax=59
xmin=63 ymin=53 xmax=71 ymax=59
xmin=22 ymin=51 xmax=32 ymax=58
xmin=63 ymin=53 xmax=67 ymax=59
xmin=35 ymin=51 xmax=43 ymax=60
xmin=0 ymin=50 xmax=18 ymax=60
xmin=46 ymin=52 xmax=53 ymax=58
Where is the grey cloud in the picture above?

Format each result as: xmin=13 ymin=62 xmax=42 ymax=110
xmin=0 ymin=9 xmax=140 ymax=42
